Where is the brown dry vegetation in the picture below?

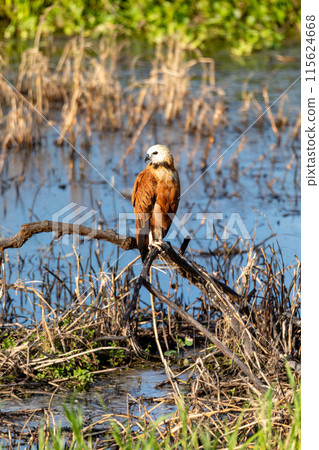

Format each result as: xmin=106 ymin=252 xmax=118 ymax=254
xmin=0 ymin=228 xmax=300 ymax=447
xmin=0 ymin=35 xmax=222 ymax=154
xmin=0 ymin=33 xmax=300 ymax=448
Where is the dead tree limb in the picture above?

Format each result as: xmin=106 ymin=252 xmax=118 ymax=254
xmin=0 ymin=221 xmax=137 ymax=252
xmin=157 ymin=242 xmax=255 ymax=355
xmin=0 ymin=222 xmax=254 ymax=356
xmin=0 ymin=221 xmax=299 ymax=383
xmin=143 ymin=279 xmax=267 ymax=394
xmin=123 ymin=246 xmax=160 ymax=325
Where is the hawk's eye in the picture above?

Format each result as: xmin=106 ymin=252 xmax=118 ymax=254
xmin=153 ymin=151 xmax=158 ymax=155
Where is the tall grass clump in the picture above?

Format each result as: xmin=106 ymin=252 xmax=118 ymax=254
xmin=0 ymin=34 xmax=223 ymax=159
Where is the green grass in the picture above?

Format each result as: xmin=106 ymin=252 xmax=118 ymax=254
xmin=37 ymin=364 xmax=300 ymax=449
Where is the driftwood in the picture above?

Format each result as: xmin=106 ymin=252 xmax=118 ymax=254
xmin=0 ymin=221 xmax=266 ymax=392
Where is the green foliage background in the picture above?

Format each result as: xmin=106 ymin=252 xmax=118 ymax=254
xmin=0 ymin=0 xmax=300 ymax=54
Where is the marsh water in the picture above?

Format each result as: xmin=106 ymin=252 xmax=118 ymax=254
xmin=0 ymin=40 xmax=300 ymax=435
xmin=1 ymin=367 xmax=177 ymax=435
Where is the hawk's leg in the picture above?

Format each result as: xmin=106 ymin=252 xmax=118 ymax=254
xmin=148 ymin=227 xmax=164 ymax=252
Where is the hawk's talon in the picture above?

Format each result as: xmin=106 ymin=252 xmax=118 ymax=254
xmin=150 ymin=240 xmax=164 ymax=252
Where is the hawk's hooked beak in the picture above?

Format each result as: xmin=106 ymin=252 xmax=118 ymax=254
xmin=145 ymin=154 xmax=150 ymax=163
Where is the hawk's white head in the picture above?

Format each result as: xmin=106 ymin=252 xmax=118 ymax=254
xmin=145 ymin=145 xmax=174 ymax=166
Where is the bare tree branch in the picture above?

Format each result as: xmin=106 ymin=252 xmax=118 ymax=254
xmin=0 ymin=221 xmax=137 ymax=252
xmin=143 ymin=279 xmax=267 ymax=393
xmin=156 ymin=242 xmax=255 ymax=355
xmin=123 ymin=246 xmax=160 ymax=325
xmin=0 ymin=221 xmax=255 ymax=359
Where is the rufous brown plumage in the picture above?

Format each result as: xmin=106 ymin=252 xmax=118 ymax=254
xmin=132 ymin=145 xmax=180 ymax=261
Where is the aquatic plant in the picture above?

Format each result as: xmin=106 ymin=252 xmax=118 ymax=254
xmin=0 ymin=0 xmax=301 ymax=54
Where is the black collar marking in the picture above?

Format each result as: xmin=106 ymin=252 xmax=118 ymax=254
xmin=151 ymin=162 xmax=171 ymax=170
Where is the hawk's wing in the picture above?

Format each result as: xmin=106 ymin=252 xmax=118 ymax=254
xmin=132 ymin=168 xmax=157 ymax=261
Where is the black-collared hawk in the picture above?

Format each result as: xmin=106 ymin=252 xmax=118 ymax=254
xmin=132 ymin=145 xmax=180 ymax=261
